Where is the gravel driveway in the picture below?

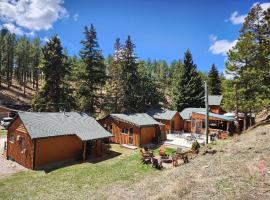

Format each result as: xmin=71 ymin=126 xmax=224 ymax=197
xmin=0 ymin=138 xmax=27 ymax=179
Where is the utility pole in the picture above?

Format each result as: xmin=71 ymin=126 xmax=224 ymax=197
xmin=204 ymin=81 xmax=209 ymax=145
xmin=234 ymin=83 xmax=239 ymax=133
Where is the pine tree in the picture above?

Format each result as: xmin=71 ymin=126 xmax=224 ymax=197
xmin=30 ymin=38 xmax=41 ymax=90
xmin=265 ymin=7 xmax=270 ymax=27
xmin=32 ymin=35 xmax=71 ymax=112
xmin=225 ymin=3 xmax=270 ymax=113
xmin=208 ymin=64 xmax=221 ymax=95
xmin=2 ymin=32 xmax=16 ymax=89
xmin=75 ymin=24 xmax=106 ymax=114
xmin=171 ymin=49 xmax=204 ymax=111
xmin=137 ymin=60 xmax=163 ymax=111
xmin=121 ymin=35 xmax=140 ymax=113
xmin=15 ymin=36 xmax=31 ymax=94
xmin=104 ymin=38 xmax=125 ymax=113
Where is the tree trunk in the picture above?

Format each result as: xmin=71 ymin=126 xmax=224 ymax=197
xmin=243 ymin=112 xmax=247 ymax=131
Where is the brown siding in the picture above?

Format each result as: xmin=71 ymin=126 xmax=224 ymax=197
xmin=173 ymin=113 xmax=184 ymax=131
xmin=184 ymin=120 xmax=191 ymax=132
xmin=7 ymin=117 xmax=34 ymax=169
xmin=209 ymin=105 xmax=222 ymax=114
xmin=35 ymin=135 xmax=83 ymax=168
xmin=99 ymin=117 xmax=160 ymax=146
xmin=154 ymin=119 xmax=171 ymax=133
xmin=141 ymin=126 xmax=156 ymax=144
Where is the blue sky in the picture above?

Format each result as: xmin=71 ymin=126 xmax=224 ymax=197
xmin=0 ymin=0 xmax=269 ymax=73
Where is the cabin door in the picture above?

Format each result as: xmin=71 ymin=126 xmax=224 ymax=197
xmin=129 ymin=128 xmax=133 ymax=145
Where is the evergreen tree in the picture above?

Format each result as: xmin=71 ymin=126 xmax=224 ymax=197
xmin=208 ymin=64 xmax=221 ymax=95
xmin=104 ymin=38 xmax=125 ymax=113
xmin=75 ymin=24 xmax=106 ymax=114
xmin=32 ymin=35 xmax=71 ymax=112
xmin=30 ymin=38 xmax=41 ymax=90
xmin=171 ymin=49 xmax=204 ymax=111
xmin=1 ymin=31 xmax=16 ymax=88
xmin=225 ymin=4 xmax=270 ymax=113
xmin=137 ymin=60 xmax=163 ymax=111
xmin=121 ymin=35 xmax=140 ymax=113
xmin=15 ymin=36 xmax=31 ymax=94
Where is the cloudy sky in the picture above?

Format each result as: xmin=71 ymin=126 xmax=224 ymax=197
xmin=0 ymin=0 xmax=269 ymax=73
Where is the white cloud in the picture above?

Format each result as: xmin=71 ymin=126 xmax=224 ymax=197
xmin=73 ymin=14 xmax=79 ymax=21
xmin=229 ymin=11 xmax=246 ymax=25
xmin=229 ymin=2 xmax=270 ymax=25
xmin=208 ymin=35 xmax=237 ymax=56
xmin=1 ymin=23 xmax=35 ymax=36
xmin=0 ymin=0 xmax=68 ymax=35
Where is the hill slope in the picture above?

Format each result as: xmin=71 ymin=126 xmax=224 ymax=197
xmin=108 ymin=120 xmax=270 ymax=200
xmin=0 ymin=80 xmax=35 ymax=105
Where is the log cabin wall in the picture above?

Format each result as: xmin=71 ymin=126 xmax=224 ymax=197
xmin=140 ymin=126 xmax=156 ymax=144
xmin=99 ymin=117 xmax=160 ymax=146
xmin=35 ymin=135 xmax=83 ymax=168
xmin=99 ymin=117 xmax=140 ymax=146
xmin=7 ymin=117 xmax=34 ymax=169
xmin=209 ymin=105 xmax=222 ymax=114
xmin=173 ymin=113 xmax=184 ymax=131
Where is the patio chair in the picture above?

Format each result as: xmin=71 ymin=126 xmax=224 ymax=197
xmin=172 ymin=153 xmax=179 ymax=167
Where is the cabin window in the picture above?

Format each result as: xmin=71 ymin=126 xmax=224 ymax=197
xmin=121 ymin=128 xmax=128 ymax=134
xmin=9 ymin=132 xmax=14 ymax=143
xmin=129 ymin=128 xmax=134 ymax=135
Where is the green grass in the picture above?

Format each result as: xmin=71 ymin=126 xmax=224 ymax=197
xmin=0 ymin=148 xmax=160 ymax=200
xmin=0 ymin=129 xmax=7 ymax=138
xmin=153 ymin=146 xmax=175 ymax=156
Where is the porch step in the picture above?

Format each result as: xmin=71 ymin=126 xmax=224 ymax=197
xmin=120 ymin=144 xmax=138 ymax=150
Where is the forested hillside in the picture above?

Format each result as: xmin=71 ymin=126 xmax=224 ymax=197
xmin=0 ymin=4 xmax=269 ymax=117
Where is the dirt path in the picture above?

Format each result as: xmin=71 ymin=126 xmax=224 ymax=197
xmin=0 ymin=138 xmax=27 ymax=179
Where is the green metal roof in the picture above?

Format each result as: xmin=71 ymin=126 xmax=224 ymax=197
xmin=208 ymin=95 xmax=223 ymax=106
xmin=147 ymin=109 xmax=178 ymax=120
xmin=195 ymin=112 xmax=234 ymax=121
xmin=180 ymin=108 xmax=205 ymax=120
xmin=17 ymin=112 xmax=112 ymax=141
xmin=110 ymin=113 xmax=161 ymax=127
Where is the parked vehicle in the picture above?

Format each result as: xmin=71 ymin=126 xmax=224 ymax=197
xmin=1 ymin=117 xmax=13 ymax=128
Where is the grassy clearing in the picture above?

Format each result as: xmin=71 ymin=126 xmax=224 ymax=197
xmin=153 ymin=146 xmax=175 ymax=156
xmin=0 ymin=129 xmax=7 ymax=138
xmin=0 ymin=145 xmax=160 ymax=200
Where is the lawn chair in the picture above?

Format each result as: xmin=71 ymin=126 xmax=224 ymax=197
xmin=152 ymin=157 xmax=163 ymax=170
xmin=172 ymin=153 xmax=179 ymax=167
xmin=140 ymin=149 xmax=153 ymax=165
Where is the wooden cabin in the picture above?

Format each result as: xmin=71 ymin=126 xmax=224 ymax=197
xmin=208 ymin=95 xmax=223 ymax=114
xmin=6 ymin=112 xmax=111 ymax=170
xmin=147 ymin=109 xmax=183 ymax=134
xmin=190 ymin=112 xmax=234 ymax=139
xmin=98 ymin=113 xmax=165 ymax=147
xmin=180 ymin=108 xmax=205 ymax=132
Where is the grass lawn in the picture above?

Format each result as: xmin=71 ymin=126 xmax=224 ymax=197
xmin=0 ymin=144 xmax=160 ymax=200
xmin=0 ymin=129 xmax=7 ymax=138
xmin=153 ymin=146 xmax=175 ymax=156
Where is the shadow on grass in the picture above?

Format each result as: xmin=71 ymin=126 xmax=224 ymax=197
xmin=41 ymin=150 xmax=122 ymax=173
